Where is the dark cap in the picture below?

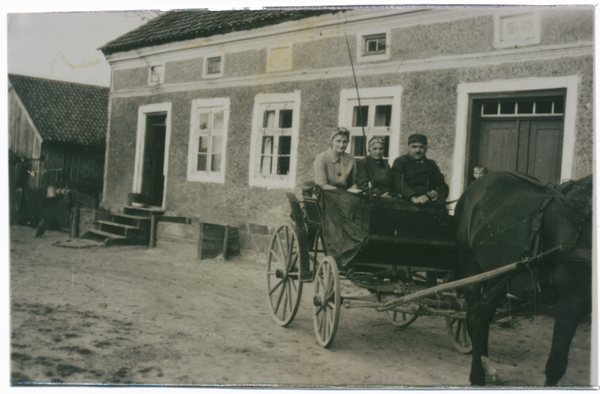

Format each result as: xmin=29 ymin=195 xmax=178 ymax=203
xmin=408 ymin=134 xmax=427 ymax=145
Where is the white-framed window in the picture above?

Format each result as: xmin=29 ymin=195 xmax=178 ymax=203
xmin=148 ymin=65 xmax=164 ymax=86
xmin=187 ymin=97 xmax=229 ymax=183
xmin=203 ymin=55 xmax=224 ymax=78
xmin=267 ymin=45 xmax=292 ymax=72
xmin=338 ymin=86 xmax=402 ymax=163
xmin=357 ymin=28 xmax=391 ymax=63
xmin=494 ymin=9 xmax=540 ymax=49
xmin=249 ymin=91 xmax=301 ymax=189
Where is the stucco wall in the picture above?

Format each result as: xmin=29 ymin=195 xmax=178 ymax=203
xmin=104 ymin=54 xmax=593 ymax=228
xmin=165 ymin=58 xmax=203 ymax=84
xmin=113 ymin=67 xmax=149 ymax=90
xmin=390 ymin=16 xmax=495 ymax=61
xmin=104 ymin=9 xmax=594 ymax=230
xmin=224 ymin=49 xmax=267 ymax=78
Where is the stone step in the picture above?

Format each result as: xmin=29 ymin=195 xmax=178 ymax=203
xmin=85 ymin=228 xmax=126 ymax=240
xmin=97 ymin=220 xmax=140 ymax=230
xmin=114 ymin=213 xmax=151 ymax=222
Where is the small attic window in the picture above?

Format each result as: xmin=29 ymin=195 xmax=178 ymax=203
xmin=148 ymin=65 xmax=164 ymax=86
xmin=204 ymin=56 xmax=224 ymax=78
xmin=364 ymin=34 xmax=386 ymax=56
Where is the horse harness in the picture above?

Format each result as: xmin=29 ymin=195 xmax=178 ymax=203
xmin=477 ymin=173 xmax=592 ymax=307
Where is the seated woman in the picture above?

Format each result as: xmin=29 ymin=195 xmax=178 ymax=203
xmin=357 ymin=137 xmax=396 ymax=198
xmin=314 ymin=127 xmax=357 ymax=191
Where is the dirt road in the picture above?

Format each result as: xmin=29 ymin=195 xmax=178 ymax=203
xmin=9 ymin=226 xmax=592 ymax=387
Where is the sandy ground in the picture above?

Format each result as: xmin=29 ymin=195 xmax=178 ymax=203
xmin=9 ymin=225 xmax=593 ymax=389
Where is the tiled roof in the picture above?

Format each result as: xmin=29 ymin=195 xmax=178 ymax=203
xmin=100 ymin=9 xmax=342 ymax=55
xmin=9 ymin=74 xmax=109 ymax=147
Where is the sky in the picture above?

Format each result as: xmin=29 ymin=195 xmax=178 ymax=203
xmin=8 ymin=12 xmax=159 ymax=87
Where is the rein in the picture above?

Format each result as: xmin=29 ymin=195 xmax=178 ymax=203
xmin=507 ymin=172 xmax=592 ymax=259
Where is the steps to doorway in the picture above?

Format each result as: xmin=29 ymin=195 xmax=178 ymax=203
xmin=81 ymin=206 xmax=164 ymax=246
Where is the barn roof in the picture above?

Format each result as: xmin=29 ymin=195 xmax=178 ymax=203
xmin=100 ymin=9 xmax=342 ymax=55
xmin=8 ymin=74 xmax=109 ymax=147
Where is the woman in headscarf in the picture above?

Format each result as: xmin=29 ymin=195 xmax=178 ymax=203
xmin=356 ymin=137 xmax=395 ymax=198
xmin=314 ymin=127 xmax=357 ymax=190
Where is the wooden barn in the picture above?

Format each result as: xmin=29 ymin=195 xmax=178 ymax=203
xmin=8 ymin=74 xmax=109 ymax=227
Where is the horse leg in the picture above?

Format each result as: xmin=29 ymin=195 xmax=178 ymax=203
xmin=464 ymin=282 xmax=488 ymax=385
xmin=465 ymin=277 xmax=509 ymax=385
xmin=544 ymin=263 xmax=591 ymax=386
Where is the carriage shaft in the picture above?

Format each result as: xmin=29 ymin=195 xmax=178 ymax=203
xmin=378 ymin=246 xmax=563 ymax=311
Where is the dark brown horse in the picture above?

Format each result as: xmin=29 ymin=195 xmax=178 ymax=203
xmin=455 ymin=171 xmax=592 ymax=386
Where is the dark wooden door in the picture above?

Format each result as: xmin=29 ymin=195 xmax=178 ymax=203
xmin=141 ymin=114 xmax=167 ymax=207
xmin=479 ymin=118 xmax=563 ymax=184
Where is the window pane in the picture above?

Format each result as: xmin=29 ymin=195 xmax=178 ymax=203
xmin=367 ymin=40 xmax=378 ymax=53
xmin=374 ymin=105 xmax=392 ymax=127
xmin=213 ymin=111 xmax=224 ymax=129
xmin=517 ymin=101 xmax=534 ymax=114
xmin=198 ymin=136 xmax=208 ymax=154
xmin=278 ymin=136 xmax=291 ymax=155
xmin=378 ymin=37 xmax=386 ymax=51
xmin=553 ymin=99 xmax=564 ymax=114
xmin=500 ymin=102 xmax=515 ymax=114
xmin=212 ymin=136 xmax=222 ymax=154
xmin=197 ymin=155 xmax=207 ymax=171
xmin=261 ymin=136 xmax=273 ymax=154
xmin=352 ymin=106 xmax=369 ymax=127
xmin=211 ymin=155 xmax=221 ymax=172
xmin=279 ymin=109 xmax=293 ymax=128
xmin=207 ymin=57 xmax=221 ymax=74
xmin=260 ymin=156 xmax=272 ymax=176
xmin=199 ymin=113 xmax=210 ymax=129
xmin=536 ymin=100 xmax=552 ymax=114
xmin=482 ymin=102 xmax=498 ymax=115
xmin=263 ymin=111 xmax=276 ymax=128
xmin=378 ymin=135 xmax=390 ymax=158
xmin=277 ymin=156 xmax=290 ymax=175
xmin=353 ymin=136 xmax=366 ymax=157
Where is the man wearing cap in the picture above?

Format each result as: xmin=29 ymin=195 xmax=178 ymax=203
xmin=391 ymin=134 xmax=449 ymax=204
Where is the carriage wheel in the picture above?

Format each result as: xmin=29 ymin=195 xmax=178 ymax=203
xmin=383 ymin=309 xmax=419 ymax=327
xmin=266 ymin=225 xmax=303 ymax=327
xmin=313 ymin=256 xmax=341 ymax=348
xmin=445 ymin=315 xmax=472 ymax=353
xmin=445 ymin=296 xmax=472 ymax=354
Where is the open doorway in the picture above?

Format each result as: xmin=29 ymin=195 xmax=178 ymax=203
xmin=140 ymin=113 xmax=167 ymax=207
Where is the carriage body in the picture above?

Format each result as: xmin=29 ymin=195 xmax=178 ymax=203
xmin=300 ymin=190 xmax=458 ymax=273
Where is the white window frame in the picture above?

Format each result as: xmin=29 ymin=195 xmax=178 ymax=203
xmin=266 ymin=45 xmax=293 ymax=73
xmin=203 ymin=55 xmax=224 ymax=79
xmin=148 ymin=64 xmax=165 ymax=86
xmin=494 ymin=9 xmax=541 ymax=49
xmin=338 ymin=86 xmax=402 ymax=165
xmin=187 ymin=97 xmax=230 ymax=183
xmin=356 ymin=28 xmax=391 ymax=63
xmin=451 ymin=75 xmax=579 ymax=204
xmin=249 ymin=91 xmax=301 ymax=189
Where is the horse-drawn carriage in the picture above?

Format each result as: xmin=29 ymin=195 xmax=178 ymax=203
xmin=266 ymin=185 xmax=471 ymax=350
xmin=265 ymin=172 xmax=592 ymax=385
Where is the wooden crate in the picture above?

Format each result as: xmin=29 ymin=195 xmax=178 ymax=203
xmin=198 ymin=223 xmax=240 ymax=260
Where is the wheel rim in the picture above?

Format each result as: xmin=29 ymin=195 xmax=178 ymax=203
xmin=313 ymin=256 xmax=340 ymax=347
xmin=445 ymin=296 xmax=472 ymax=353
xmin=266 ymin=225 xmax=303 ymax=327
xmin=383 ymin=309 xmax=419 ymax=327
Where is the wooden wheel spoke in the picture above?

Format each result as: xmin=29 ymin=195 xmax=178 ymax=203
xmin=454 ymin=319 xmax=463 ymax=342
xmin=268 ymin=278 xmax=284 ymax=296
xmin=276 ymin=232 xmax=287 ymax=264
xmin=287 ymin=280 xmax=294 ymax=311
xmin=273 ymin=279 xmax=287 ymax=314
